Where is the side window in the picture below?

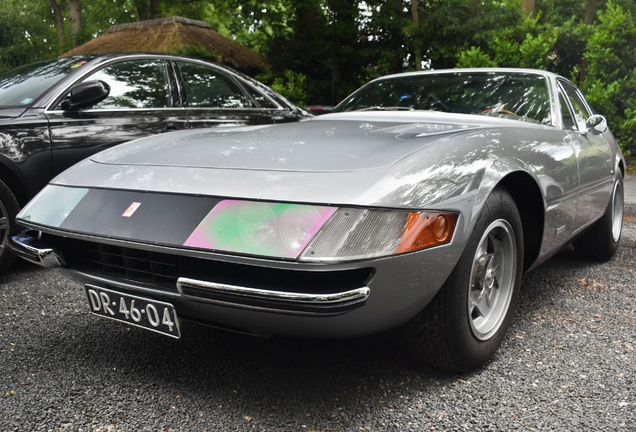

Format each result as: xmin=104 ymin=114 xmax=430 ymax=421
xmin=177 ymin=62 xmax=249 ymax=108
xmin=560 ymin=81 xmax=592 ymax=131
xmin=559 ymin=92 xmax=576 ymax=131
xmin=82 ymin=60 xmax=170 ymax=109
xmin=244 ymin=85 xmax=279 ymax=108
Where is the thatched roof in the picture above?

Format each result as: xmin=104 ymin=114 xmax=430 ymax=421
xmin=62 ymin=16 xmax=265 ymax=75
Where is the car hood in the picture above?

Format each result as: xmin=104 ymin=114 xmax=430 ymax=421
xmin=0 ymin=107 xmax=27 ymax=120
xmin=55 ymin=111 xmax=545 ymax=209
xmin=90 ymin=112 xmax=519 ymax=172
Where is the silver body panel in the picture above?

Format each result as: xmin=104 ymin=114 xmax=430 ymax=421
xmin=16 ymin=69 xmax=624 ymax=338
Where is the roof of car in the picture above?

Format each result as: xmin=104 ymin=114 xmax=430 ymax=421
xmin=377 ymin=67 xmax=561 ymax=81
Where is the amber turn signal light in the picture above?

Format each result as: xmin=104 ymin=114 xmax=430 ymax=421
xmin=397 ymin=212 xmax=458 ymax=254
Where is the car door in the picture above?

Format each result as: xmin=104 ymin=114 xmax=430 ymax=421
xmin=557 ymin=79 xmax=614 ymax=232
xmin=172 ymin=60 xmax=288 ymax=128
xmin=46 ymin=58 xmax=189 ymax=176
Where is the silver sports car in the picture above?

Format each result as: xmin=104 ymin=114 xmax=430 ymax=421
xmin=10 ymin=68 xmax=625 ymax=372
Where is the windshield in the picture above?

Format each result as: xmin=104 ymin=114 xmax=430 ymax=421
xmin=334 ymin=72 xmax=552 ymax=125
xmin=0 ymin=57 xmax=91 ymax=108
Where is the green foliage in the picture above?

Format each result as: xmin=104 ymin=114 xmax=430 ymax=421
xmin=258 ymin=70 xmax=308 ymax=106
xmin=80 ymin=0 xmax=138 ymax=42
xmin=456 ymin=14 xmax=558 ymax=70
xmin=0 ymin=0 xmax=56 ymax=72
xmin=583 ymin=1 xmax=636 ymax=154
xmin=456 ymin=47 xmax=497 ymax=68
xmin=517 ymin=32 xmax=559 ymax=69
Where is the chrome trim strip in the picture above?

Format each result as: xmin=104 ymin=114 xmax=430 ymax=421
xmin=45 ymin=107 xmax=188 ymax=114
xmin=45 ymin=107 xmax=289 ymax=114
xmin=177 ymin=277 xmax=370 ymax=304
xmin=9 ymin=231 xmax=66 ymax=268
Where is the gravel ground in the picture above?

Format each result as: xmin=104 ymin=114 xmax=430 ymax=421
xmin=0 ymin=228 xmax=634 ymax=431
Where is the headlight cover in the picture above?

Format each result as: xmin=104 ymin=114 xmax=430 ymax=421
xmin=184 ymin=200 xmax=337 ymax=259
xmin=17 ymin=185 xmax=89 ymax=227
xmin=298 ymin=207 xmax=458 ymax=262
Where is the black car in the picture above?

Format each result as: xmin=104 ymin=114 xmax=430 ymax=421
xmin=0 ymin=53 xmax=310 ymax=271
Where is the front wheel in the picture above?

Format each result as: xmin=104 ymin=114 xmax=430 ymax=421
xmin=0 ymin=179 xmax=19 ymax=272
xmin=402 ymin=187 xmax=524 ymax=373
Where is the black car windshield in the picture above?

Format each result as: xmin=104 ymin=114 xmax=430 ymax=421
xmin=334 ymin=72 xmax=553 ymax=125
xmin=0 ymin=57 xmax=91 ymax=108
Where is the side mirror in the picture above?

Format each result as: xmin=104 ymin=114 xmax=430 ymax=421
xmin=586 ymin=114 xmax=608 ymax=135
xmin=61 ymin=80 xmax=110 ymax=111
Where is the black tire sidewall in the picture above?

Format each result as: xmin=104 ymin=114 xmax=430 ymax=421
xmin=601 ymin=177 xmax=624 ymax=253
xmin=0 ymin=179 xmax=19 ymax=272
xmin=573 ymin=177 xmax=623 ymax=261
xmin=444 ymin=187 xmax=524 ymax=371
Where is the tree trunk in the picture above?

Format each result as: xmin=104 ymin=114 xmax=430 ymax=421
xmin=522 ymin=0 xmax=536 ymax=17
xmin=412 ymin=0 xmax=422 ymax=70
xmin=50 ymin=0 xmax=66 ymax=50
xmin=150 ymin=0 xmax=160 ymax=19
xmin=580 ymin=0 xmax=597 ymax=82
xmin=133 ymin=0 xmax=148 ymax=21
xmin=585 ymin=0 xmax=597 ymax=24
xmin=470 ymin=0 xmax=480 ymax=14
xmin=69 ymin=0 xmax=82 ymax=48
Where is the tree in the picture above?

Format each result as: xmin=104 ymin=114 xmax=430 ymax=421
xmin=411 ymin=0 xmax=422 ymax=71
xmin=522 ymin=0 xmax=536 ymax=17
xmin=133 ymin=0 xmax=160 ymax=20
xmin=50 ymin=0 xmax=65 ymax=48
xmin=583 ymin=1 xmax=636 ymax=154
xmin=69 ymin=0 xmax=82 ymax=48
xmin=0 ymin=0 xmax=56 ymax=72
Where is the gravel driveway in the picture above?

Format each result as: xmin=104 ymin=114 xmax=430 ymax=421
xmin=1 ymin=191 xmax=635 ymax=431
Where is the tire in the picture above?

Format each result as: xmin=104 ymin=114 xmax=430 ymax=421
xmin=573 ymin=177 xmax=623 ymax=261
xmin=0 ymin=179 xmax=19 ymax=272
xmin=402 ymin=186 xmax=524 ymax=373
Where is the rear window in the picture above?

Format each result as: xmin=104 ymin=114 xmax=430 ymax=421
xmin=0 ymin=58 xmax=90 ymax=108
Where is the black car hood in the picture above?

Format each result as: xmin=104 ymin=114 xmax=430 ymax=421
xmin=0 ymin=107 xmax=27 ymax=120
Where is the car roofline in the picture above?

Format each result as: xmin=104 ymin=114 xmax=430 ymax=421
xmin=373 ymin=68 xmax=560 ymax=82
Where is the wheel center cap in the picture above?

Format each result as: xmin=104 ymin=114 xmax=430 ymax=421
xmin=476 ymin=254 xmax=497 ymax=299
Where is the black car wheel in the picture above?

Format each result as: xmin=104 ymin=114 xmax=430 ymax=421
xmin=573 ymin=177 xmax=624 ymax=261
xmin=402 ymin=186 xmax=524 ymax=373
xmin=0 ymin=180 xmax=19 ymax=272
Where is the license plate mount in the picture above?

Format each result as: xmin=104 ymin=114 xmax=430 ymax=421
xmin=85 ymin=285 xmax=181 ymax=339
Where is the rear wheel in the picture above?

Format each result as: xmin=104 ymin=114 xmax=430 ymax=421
xmin=573 ymin=177 xmax=623 ymax=261
xmin=0 ymin=180 xmax=19 ymax=272
xmin=402 ymin=187 xmax=524 ymax=372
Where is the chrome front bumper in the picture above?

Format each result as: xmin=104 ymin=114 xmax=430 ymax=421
xmin=9 ymin=228 xmax=459 ymax=338
xmin=9 ymin=230 xmax=66 ymax=268
xmin=176 ymin=277 xmax=370 ymax=315
xmin=10 ymin=230 xmax=370 ymax=316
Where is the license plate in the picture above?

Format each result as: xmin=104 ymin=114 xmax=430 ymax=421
xmin=85 ymin=285 xmax=181 ymax=339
